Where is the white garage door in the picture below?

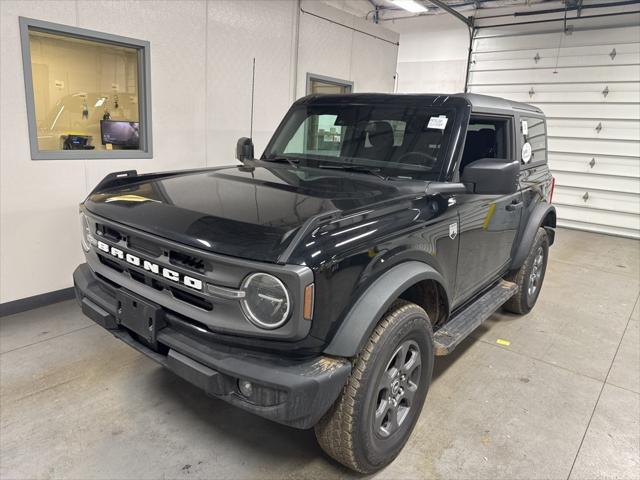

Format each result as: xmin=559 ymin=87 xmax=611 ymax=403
xmin=468 ymin=6 xmax=640 ymax=238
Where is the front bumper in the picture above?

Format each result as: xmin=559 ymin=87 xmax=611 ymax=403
xmin=73 ymin=263 xmax=350 ymax=429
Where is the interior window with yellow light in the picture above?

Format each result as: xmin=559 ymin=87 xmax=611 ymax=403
xmin=20 ymin=18 xmax=151 ymax=159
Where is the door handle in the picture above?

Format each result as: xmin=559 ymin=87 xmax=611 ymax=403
xmin=506 ymin=201 xmax=523 ymax=211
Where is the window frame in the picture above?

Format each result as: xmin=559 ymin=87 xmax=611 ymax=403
xmin=457 ymin=113 xmax=515 ymax=174
xmin=19 ymin=17 xmax=153 ymax=160
xmin=517 ymin=113 xmax=548 ymax=170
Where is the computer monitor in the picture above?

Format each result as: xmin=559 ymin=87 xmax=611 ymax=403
xmin=63 ymin=135 xmax=94 ymax=150
xmin=100 ymin=120 xmax=140 ymax=148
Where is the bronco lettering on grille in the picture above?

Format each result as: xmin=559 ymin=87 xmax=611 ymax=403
xmin=96 ymin=240 xmax=203 ymax=291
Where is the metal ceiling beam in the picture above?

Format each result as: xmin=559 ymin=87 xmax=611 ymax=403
xmin=368 ymin=0 xmax=380 ymax=23
xmin=565 ymin=0 xmax=585 ymax=17
xmin=426 ymin=0 xmax=473 ymax=26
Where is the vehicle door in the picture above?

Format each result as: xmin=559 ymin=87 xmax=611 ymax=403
xmin=453 ymin=114 xmax=524 ymax=305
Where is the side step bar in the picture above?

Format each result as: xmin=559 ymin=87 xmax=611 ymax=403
xmin=433 ymin=280 xmax=518 ymax=356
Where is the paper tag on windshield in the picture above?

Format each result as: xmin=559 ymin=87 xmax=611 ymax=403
xmin=427 ymin=115 xmax=448 ymax=130
xmin=521 ymin=120 xmax=528 ymax=135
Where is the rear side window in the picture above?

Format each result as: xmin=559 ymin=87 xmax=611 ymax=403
xmin=521 ymin=116 xmax=547 ymax=166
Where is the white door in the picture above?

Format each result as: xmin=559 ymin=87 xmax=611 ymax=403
xmin=468 ymin=8 xmax=640 ymax=238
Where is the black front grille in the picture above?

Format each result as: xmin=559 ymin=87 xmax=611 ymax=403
xmin=98 ymin=254 xmax=124 ymax=272
xmin=170 ymin=287 xmax=213 ymax=311
xmin=97 ymin=224 xmax=122 ymax=242
xmin=128 ymin=235 xmax=163 ymax=257
xmin=169 ymin=250 xmax=210 ymax=273
xmin=128 ymin=268 xmax=146 ymax=284
xmin=97 ymin=253 xmax=212 ymax=311
xmin=98 ymin=224 xmax=209 ymax=276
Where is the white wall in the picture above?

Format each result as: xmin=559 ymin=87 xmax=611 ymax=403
xmin=387 ymin=14 xmax=469 ymax=93
xmin=297 ymin=1 xmax=399 ymax=96
xmin=0 ymin=0 xmax=399 ymax=304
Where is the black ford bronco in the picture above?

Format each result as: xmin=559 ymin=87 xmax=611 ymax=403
xmin=74 ymin=93 xmax=555 ymax=473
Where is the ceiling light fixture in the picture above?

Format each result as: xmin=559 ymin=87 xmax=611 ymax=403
xmin=391 ymin=0 xmax=428 ymax=13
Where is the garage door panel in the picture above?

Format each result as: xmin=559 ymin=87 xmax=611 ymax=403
xmin=547 ymin=119 xmax=640 ymax=141
xmin=469 ymin=82 xmax=640 ymax=94
xmin=553 ymin=186 xmax=640 ymax=215
xmin=473 ymin=18 xmax=639 ymax=238
xmin=473 ymin=25 xmax=640 ymax=52
xmin=555 ymin=204 xmax=639 ymax=231
xmin=548 ymin=137 xmax=640 ymax=157
xmin=471 ymin=42 xmax=640 ymax=62
xmin=550 ymin=152 xmax=640 ymax=177
xmin=532 ymin=102 xmax=640 ymax=120
xmin=552 ymin=171 xmax=640 ymax=194
xmin=557 ymin=218 xmax=640 ymax=238
xmin=481 ymin=90 xmax=640 ymax=104
xmin=468 ymin=65 xmax=640 ymax=85
xmin=470 ymin=53 xmax=639 ymax=71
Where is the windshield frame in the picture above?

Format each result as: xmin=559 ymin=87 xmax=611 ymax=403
xmin=262 ymin=97 xmax=469 ymax=182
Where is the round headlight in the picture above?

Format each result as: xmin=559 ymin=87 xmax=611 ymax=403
xmin=80 ymin=212 xmax=92 ymax=252
xmin=240 ymin=273 xmax=291 ymax=329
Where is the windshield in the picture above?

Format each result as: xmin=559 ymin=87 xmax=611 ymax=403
xmin=264 ymin=104 xmax=456 ymax=180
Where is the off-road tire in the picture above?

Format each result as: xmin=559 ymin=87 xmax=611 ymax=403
xmin=503 ymin=227 xmax=549 ymax=314
xmin=314 ymin=300 xmax=434 ymax=473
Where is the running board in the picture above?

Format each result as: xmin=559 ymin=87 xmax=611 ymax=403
xmin=433 ymin=280 xmax=518 ymax=356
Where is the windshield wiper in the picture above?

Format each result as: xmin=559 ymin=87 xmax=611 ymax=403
xmin=318 ymin=164 xmax=386 ymax=180
xmin=264 ymin=155 xmax=300 ymax=169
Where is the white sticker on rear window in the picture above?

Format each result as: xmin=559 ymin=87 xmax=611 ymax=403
xmin=522 ymin=142 xmax=532 ymax=163
xmin=521 ymin=120 xmax=528 ymax=135
xmin=427 ymin=115 xmax=448 ymax=130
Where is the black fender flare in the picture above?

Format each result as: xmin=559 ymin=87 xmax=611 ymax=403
xmin=510 ymin=203 xmax=556 ymax=270
xmin=323 ymin=261 xmax=449 ymax=358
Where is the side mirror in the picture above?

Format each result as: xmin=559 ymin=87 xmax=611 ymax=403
xmin=236 ymin=137 xmax=254 ymax=162
xmin=461 ymin=158 xmax=519 ymax=195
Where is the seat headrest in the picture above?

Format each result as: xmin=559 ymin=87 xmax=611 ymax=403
xmin=367 ymin=121 xmax=394 ymax=149
xmin=477 ymin=128 xmax=496 ymax=149
xmin=462 ymin=128 xmax=496 ymax=161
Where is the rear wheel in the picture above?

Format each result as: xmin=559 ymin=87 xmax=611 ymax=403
xmin=503 ymin=227 xmax=549 ymax=314
xmin=314 ymin=300 xmax=433 ymax=473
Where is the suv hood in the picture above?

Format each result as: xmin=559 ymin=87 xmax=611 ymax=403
xmin=84 ymin=164 xmax=423 ymax=263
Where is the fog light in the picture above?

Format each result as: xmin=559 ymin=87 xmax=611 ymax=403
xmin=238 ymin=379 xmax=253 ymax=397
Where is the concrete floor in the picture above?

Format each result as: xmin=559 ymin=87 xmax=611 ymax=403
xmin=1 ymin=228 xmax=638 ymax=479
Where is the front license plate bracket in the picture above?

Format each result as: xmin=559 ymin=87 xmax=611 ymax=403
xmin=116 ymin=291 xmax=165 ymax=346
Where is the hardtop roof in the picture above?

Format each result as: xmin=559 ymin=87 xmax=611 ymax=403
xmin=295 ymin=92 xmax=543 ymax=115
xmin=461 ymin=93 xmax=543 ymax=114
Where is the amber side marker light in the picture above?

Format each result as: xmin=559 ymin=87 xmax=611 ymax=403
xmin=303 ymin=284 xmax=315 ymax=321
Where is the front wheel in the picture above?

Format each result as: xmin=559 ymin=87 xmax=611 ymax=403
xmin=503 ymin=227 xmax=549 ymax=314
xmin=314 ymin=300 xmax=434 ymax=473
